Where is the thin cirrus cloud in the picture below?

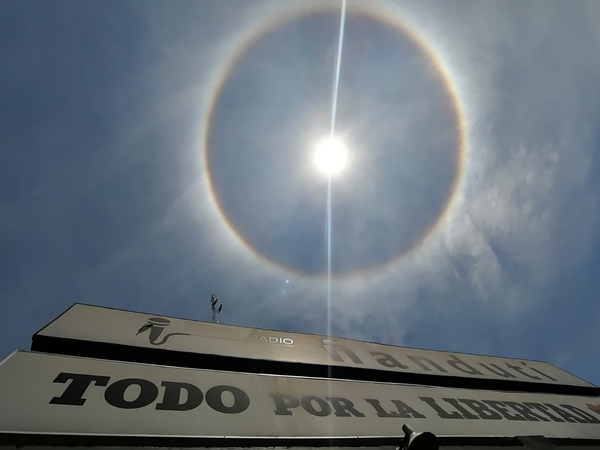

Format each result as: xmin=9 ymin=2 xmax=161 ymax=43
xmin=0 ymin=0 xmax=599 ymax=386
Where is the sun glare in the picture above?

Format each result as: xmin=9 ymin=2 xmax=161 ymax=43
xmin=313 ymin=136 xmax=348 ymax=177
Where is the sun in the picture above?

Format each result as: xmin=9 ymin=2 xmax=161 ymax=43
xmin=313 ymin=136 xmax=348 ymax=177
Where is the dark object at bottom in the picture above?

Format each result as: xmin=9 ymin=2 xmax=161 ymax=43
xmin=398 ymin=424 xmax=440 ymax=450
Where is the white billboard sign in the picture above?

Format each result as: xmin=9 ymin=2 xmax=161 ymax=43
xmin=35 ymin=304 xmax=594 ymax=389
xmin=1 ymin=351 xmax=600 ymax=440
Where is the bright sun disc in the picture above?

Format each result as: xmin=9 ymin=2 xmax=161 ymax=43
xmin=314 ymin=136 xmax=348 ymax=177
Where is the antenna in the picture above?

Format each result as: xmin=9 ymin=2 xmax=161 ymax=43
xmin=210 ymin=294 xmax=223 ymax=324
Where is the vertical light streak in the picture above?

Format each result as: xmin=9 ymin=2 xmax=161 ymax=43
xmin=330 ymin=0 xmax=347 ymax=138
xmin=326 ymin=0 xmax=347 ymax=415
xmin=327 ymin=0 xmax=346 ymax=339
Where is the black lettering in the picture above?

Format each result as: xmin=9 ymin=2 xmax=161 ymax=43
xmin=443 ymin=398 xmax=480 ymax=419
xmin=458 ymin=399 xmax=502 ymax=420
xmin=206 ymin=385 xmax=249 ymax=414
xmin=322 ymin=339 xmax=363 ymax=365
xmin=528 ymin=365 xmax=557 ymax=381
xmin=502 ymin=402 xmax=549 ymax=422
xmin=561 ymin=405 xmax=600 ymax=424
xmin=50 ymin=373 xmax=110 ymax=406
xmin=326 ymin=397 xmax=365 ymax=417
xmin=301 ymin=396 xmax=331 ymax=417
xmin=505 ymin=363 xmax=541 ymax=380
xmin=543 ymin=404 xmax=586 ymax=423
xmin=370 ymin=352 xmax=409 ymax=369
xmin=105 ymin=378 xmax=158 ymax=409
xmin=156 ymin=381 xmax=203 ymax=411
xmin=478 ymin=363 xmax=517 ymax=378
xmin=447 ymin=355 xmax=483 ymax=376
xmin=366 ymin=399 xmax=401 ymax=418
xmin=482 ymin=400 xmax=526 ymax=421
xmin=270 ymin=394 xmax=299 ymax=416
xmin=392 ymin=400 xmax=426 ymax=418
xmin=408 ymin=356 xmax=447 ymax=373
xmin=523 ymin=403 xmax=564 ymax=422
xmin=419 ymin=397 xmax=463 ymax=419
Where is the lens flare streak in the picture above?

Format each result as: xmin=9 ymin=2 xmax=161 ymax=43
xmin=326 ymin=0 xmax=347 ymax=393
xmin=327 ymin=0 xmax=346 ymax=336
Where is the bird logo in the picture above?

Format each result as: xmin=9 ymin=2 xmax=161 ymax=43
xmin=135 ymin=317 xmax=190 ymax=346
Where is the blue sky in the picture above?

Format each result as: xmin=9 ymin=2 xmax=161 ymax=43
xmin=1 ymin=0 xmax=600 ymax=386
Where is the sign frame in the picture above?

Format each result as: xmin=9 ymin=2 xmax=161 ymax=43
xmin=31 ymin=303 xmax=599 ymax=397
xmin=2 ymin=351 xmax=600 ymax=445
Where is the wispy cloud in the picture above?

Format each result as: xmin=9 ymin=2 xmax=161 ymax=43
xmin=1 ymin=0 xmax=599 ymax=386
